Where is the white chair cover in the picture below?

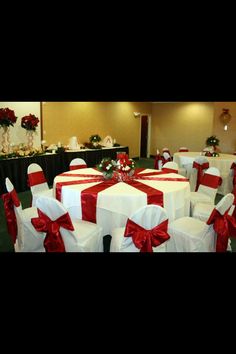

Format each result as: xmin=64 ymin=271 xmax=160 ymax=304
xmin=35 ymin=196 xmax=104 ymax=252
xmin=27 ymin=163 xmax=53 ymax=206
xmin=69 ymin=158 xmax=87 ymax=170
xmin=190 ymin=167 xmax=221 ymax=214
xmin=162 ymin=161 xmax=179 ymax=174
xmin=179 ymin=147 xmax=189 ymax=152
xmin=110 ymin=205 xmax=170 ymax=252
xmin=5 ymin=177 xmax=46 ymax=252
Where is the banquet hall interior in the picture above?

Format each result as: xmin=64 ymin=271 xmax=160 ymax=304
xmin=1 ymin=101 xmax=236 ymax=252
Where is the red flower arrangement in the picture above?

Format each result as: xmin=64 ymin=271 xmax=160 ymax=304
xmin=21 ymin=114 xmax=39 ymax=131
xmin=116 ymin=153 xmax=135 ymax=172
xmin=0 ymin=108 xmax=17 ymax=127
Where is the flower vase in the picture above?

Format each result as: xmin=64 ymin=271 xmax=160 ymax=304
xmin=1 ymin=125 xmax=10 ymax=153
xmin=26 ymin=130 xmax=34 ymax=149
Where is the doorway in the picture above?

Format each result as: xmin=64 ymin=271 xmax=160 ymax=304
xmin=140 ymin=114 xmax=151 ymax=158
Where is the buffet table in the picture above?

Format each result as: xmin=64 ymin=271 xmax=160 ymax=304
xmin=173 ymin=152 xmax=235 ymax=195
xmin=53 ymin=167 xmax=190 ymax=236
xmin=0 ymin=146 xmax=129 ymax=195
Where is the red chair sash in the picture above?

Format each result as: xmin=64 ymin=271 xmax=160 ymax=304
xmin=154 ymin=154 xmax=162 ymax=169
xmin=31 ymin=209 xmax=74 ymax=252
xmin=230 ymin=163 xmax=236 ymax=192
xmin=179 ymin=149 xmax=189 ymax=152
xmin=124 ymin=218 xmax=170 ymax=252
xmin=207 ymin=208 xmax=236 ymax=252
xmin=192 ymin=161 xmax=209 ymax=191
xmin=162 ymin=167 xmax=178 ymax=174
xmin=1 ymin=190 xmax=20 ymax=244
xmin=28 ymin=171 xmax=47 ymax=187
xmin=200 ymin=173 xmax=222 ymax=189
xmin=69 ymin=164 xmax=87 ymax=171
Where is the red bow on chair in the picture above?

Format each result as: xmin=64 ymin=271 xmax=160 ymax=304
xmin=192 ymin=161 xmax=209 ymax=191
xmin=231 ymin=163 xmax=236 ymax=195
xmin=1 ymin=190 xmax=20 ymax=244
xmin=124 ymin=219 xmax=170 ymax=252
xmin=207 ymin=209 xmax=236 ymax=252
xmin=31 ymin=210 xmax=74 ymax=252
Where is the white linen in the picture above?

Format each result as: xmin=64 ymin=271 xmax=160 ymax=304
xmin=53 ymin=168 xmax=190 ymax=236
xmin=173 ymin=152 xmax=235 ymax=195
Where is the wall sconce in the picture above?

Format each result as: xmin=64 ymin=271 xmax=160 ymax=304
xmin=219 ymin=108 xmax=232 ymax=131
xmin=133 ymin=112 xmax=141 ymax=118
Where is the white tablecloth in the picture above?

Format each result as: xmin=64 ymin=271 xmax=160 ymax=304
xmin=53 ymin=168 xmax=190 ymax=236
xmin=173 ymin=152 xmax=235 ymax=195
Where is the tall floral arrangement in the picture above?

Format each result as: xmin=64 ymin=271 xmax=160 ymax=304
xmin=206 ymin=135 xmax=220 ymax=147
xmin=21 ymin=114 xmax=39 ymax=131
xmin=0 ymin=108 xmax=17 ymax=127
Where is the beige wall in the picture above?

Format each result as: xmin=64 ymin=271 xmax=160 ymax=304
xmin=42 ymin=102 xmax=152 ymax=158
xmin=213 ymin=102 xmax=236 ymax=153
xmin=150 ymin=102 xmax=214 ymax=155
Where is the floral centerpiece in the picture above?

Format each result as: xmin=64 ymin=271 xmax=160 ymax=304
xmin=0 ymin=108 xmax=18 ymax=153
xmin=21 ymin=113 xmax=39 ymax=149
xmin=97 ymin=157 xmax=117 ymax=179
xmin=205 ymin=135 xmax=220 ymax=148
xmin=204 ymin=135 xmax=220 ymax=156
xmin=21 ymin=114 xmax=39 ymax=131
xmin=97 ymin=153 xmax=136 ymax=180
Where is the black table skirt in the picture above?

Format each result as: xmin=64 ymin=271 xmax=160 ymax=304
xmin=0 ymin=146 xmax=129 ymax=195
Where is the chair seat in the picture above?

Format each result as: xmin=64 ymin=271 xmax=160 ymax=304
xmin=167 ymin=217 xmax=216 ymax=252
xmin=190 ymin=192 xmax=214 ymax=213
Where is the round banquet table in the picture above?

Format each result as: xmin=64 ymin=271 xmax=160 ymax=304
xmin=173 ymin=152 xmax=236 ymax=195
xmin=53 ymin=167 xmax=190 ymax=236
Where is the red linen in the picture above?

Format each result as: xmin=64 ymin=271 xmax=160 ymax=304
xmin=207 ymin=208 xmax=236 ymax=252
xmin=1 ymin=190 xmax=20 ymax=244
xmin=162 ymin=167 xmax=178 ymax=174
xmin=192 ymin=161 xmax=209 ymax=191
xmin=69 ymin=164 xmax=87 ymax=170
xmin=31 ymin=209 xmax=74 ymax=252
xmin=200 ymin=173 xmax=222 ymax=189
xmin=124 ymin=218 xmax=170 ymax=252
xmin=28 ymin=171 xmax=47 ymax=187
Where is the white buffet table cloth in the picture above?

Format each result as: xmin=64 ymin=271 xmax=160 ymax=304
xmin=53 ymin=168 xmax=190 ymax=236
xmin=173 ymin=152 xmax=235 ymax=195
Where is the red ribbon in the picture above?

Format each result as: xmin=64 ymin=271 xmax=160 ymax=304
xmin=124 ymin=218 xmax=170 ymax=252
xmin=179 ymin=149 xmax=189 ymax=152
xmin=200 ymin=173 xmax=222 ymax=189
xmin=231 ymin=162 xmax=236 ymax=193
xmin=162 ymin=167 xmax=178 ymax=174
xmin=28 ymin=171 xmax=47 ymax=187
xmin=69 ymin=164 xmax=87 ymax=170
xmin=154 ymin=154 xmax=162 ymax=169
xmin=31 ymin=209 xmax=74 ymax=252
xmin=207 ymin=208 xmax=236 ymax=252
xmin=192 ymin=161 xmax=209 ymax=191
xmin=1 ymin=190 xmax=20 ymax=244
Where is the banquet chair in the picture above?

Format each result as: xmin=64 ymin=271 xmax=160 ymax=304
xmin=32 ymin=196 xmax=104 ymax=252
xmin=27 ymin=163 xmax=53 ymax=207
xmin=3 ymin=177 xmax=45 ymax=252
xmin=154 ymin=149 xmax=163 ymax=170
xmin=166 ymin=193 xmax=235 ymax=252
xmin=162 ymin=147 xmax=171 ymax=157
xmin=69 ymin=158 xmax=87 ymax=170
xmin=189 ymin=156 xmax=209 ymax=192
xmin=190 ymin=167 xmax=222 ymax=215
xmin=179 ymin=147 xmax=189 ymax=152
xmin=162 ymin=161 xmax=179 ymax=174
xmin=110 ymin=205 xmax=170 ymax=252
xmin=162 ymin=151 xmax=172 ymax=165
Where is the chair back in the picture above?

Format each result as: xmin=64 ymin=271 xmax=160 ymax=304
xmin=190 ymin=156 xmax=209 ymax=191
xmin=162 ymin=161 xmax=179 ymax=174
xmin=69 ymin=158 xmax=87 ymax=170
xmin=198 ymin=167 xmax=222 ymax=200
xmin=162 ymin=151 xmax=172 ymax=163
xmin=121 ymin=205 xmax=170 ymax=252
xmin=35 ymin=196 xmax=79 ymax=251
xmin=179 ymin=147 xmax=189 ymax=152
xmin=162 ymin=147 xmax=171 ymax=156
xmin=27 ymin=163 xmax=49 ymax=194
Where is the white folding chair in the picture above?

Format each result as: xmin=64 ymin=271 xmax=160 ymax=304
xmin=110 ymin=205 xmax=170 ymax=252
xmin=190 ymin=167 xmax=222 ymax=214
xmin=154 ymin=149 xmax=162 ymax=170
xmin=3 ymin=177 xmax=45 ymax=252
xmin=179 ymin=147 xmax=189 ymax=152
xmin=27 ymin=163 xmax=53 ymax=206
xmin=162 ymin=161 xmax=179 ymax=174
xmin=167 ymin=193 xmax=235 ymax=252
xmin=33 ymin=196 xmax=104 ymax=252
xmin=69 ymin=158 xmax=87 ymax=171
xmin=188 ymin=156 xmax=209 ymax=192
